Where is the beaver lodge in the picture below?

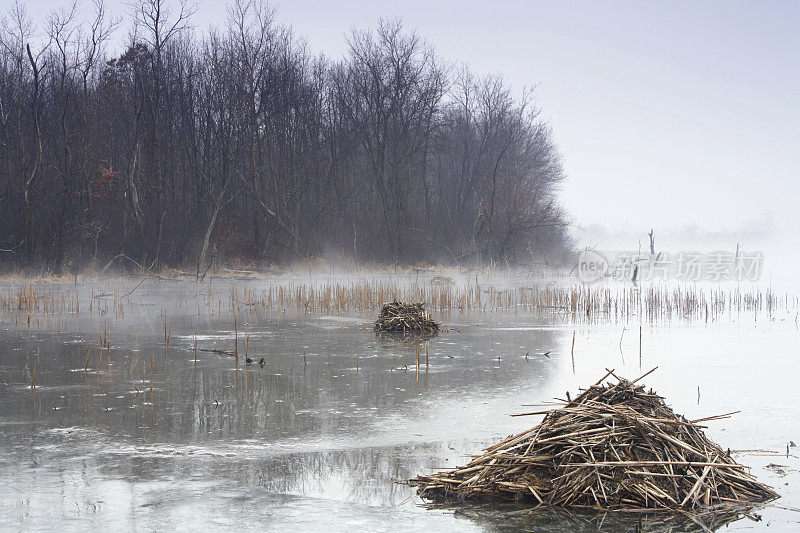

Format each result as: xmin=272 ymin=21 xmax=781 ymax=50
xmin=374 ymin=301 xmax=439 ymax=334
xmin=408 ymin=369 xmax=777 ymax=514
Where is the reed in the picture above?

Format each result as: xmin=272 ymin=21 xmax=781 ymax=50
xmin=192 ymin=322 xmax=197 ymax=362
xmin=0 ymin=278 xmax=795 ymax=363
xmin=570 ymin=331 xmax=575 ymax=374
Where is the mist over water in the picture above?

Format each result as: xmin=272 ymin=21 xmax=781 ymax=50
xmin=573 ymin=219 xmax=800 ymax=292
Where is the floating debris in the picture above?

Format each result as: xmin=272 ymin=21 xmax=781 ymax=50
xmin=199 ymin=348 xmax=237 ymax=357
xmin=408 ymin=369 xmax=778 ymax=514
xmin=374 ymin=301 xmax=439 ymax=334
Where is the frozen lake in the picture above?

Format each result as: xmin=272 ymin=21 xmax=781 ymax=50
xmin=0 ymin=273 xmax=797 ymax=531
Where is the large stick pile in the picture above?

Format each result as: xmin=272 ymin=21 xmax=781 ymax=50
xmin=409 ymin=369 xmax=777 ymax=513
xmin=374 ymin=301 xmax=439 ymax=334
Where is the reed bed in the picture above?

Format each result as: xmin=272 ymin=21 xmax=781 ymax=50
xmin=0 ymin=278 xmax=795 ymax=326
xmin=238 ymin=282 xmax=795 ymax=323
xmin=408 ymin=369 xmax=777 ymax=514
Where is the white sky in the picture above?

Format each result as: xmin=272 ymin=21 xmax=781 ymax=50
xmin=11 ymin=0 xmax=800 ymax=243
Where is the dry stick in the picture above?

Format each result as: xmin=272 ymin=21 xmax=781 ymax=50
xmin=571 ymin=331 xmax=576 ymax=374
xmin=638 ymin=325 xmax=642 ymax=369
xmin=192 ymin=322 xmax=197 ymax=363
xmin=234 ymin=314 xmax=239 ymax=379
xmin=631 ymin=366 xmax=659 ymax=385
xmin=681 ymin=465 xmax=712 ymax=507
xmin=416 ymin=343 xmax=420 ymax=386
xmin=690 ymin=411 xmax=740 ymax=424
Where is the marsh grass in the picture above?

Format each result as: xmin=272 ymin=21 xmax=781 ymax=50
xmin=0 ymin=277 xmax=794 ymax=371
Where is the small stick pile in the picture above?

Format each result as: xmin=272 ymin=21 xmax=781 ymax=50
xmin=409 ymin=369 xmax=777 ymax=513
xmin=374 ymin=301 xmax=439 ymax=334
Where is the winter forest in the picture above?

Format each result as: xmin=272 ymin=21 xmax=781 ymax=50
xmin=0 ymin=0 xmax=571 ymax=273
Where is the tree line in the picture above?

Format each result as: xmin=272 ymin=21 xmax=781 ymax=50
xmin=0 ymin=0 xmax=571 ymax=274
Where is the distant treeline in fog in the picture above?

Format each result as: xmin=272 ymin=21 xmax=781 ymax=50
xmin=0 ymin=0 xmax=570 ymax=273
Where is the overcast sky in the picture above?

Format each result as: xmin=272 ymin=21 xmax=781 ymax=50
xmin=11 ymin=0 xmax=800 ymax=244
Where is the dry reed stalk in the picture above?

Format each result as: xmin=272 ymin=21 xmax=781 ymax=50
xmin=571 ymin=331 xmax=576 ymax=373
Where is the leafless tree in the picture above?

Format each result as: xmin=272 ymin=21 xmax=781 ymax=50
xmin=0 ymin=1 xmax=571 ymax=272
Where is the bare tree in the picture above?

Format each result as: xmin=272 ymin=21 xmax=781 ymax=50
xmin=128 ymin=0 xmax=197 ymax=266
xmin=337 ymin=19 xmax=445 ymax=261
xmin=0 ymin=1 xmax=571 ymax=272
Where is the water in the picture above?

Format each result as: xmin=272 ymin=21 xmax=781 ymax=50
xmin=0 ymin=275 xmax=798 ymax=531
